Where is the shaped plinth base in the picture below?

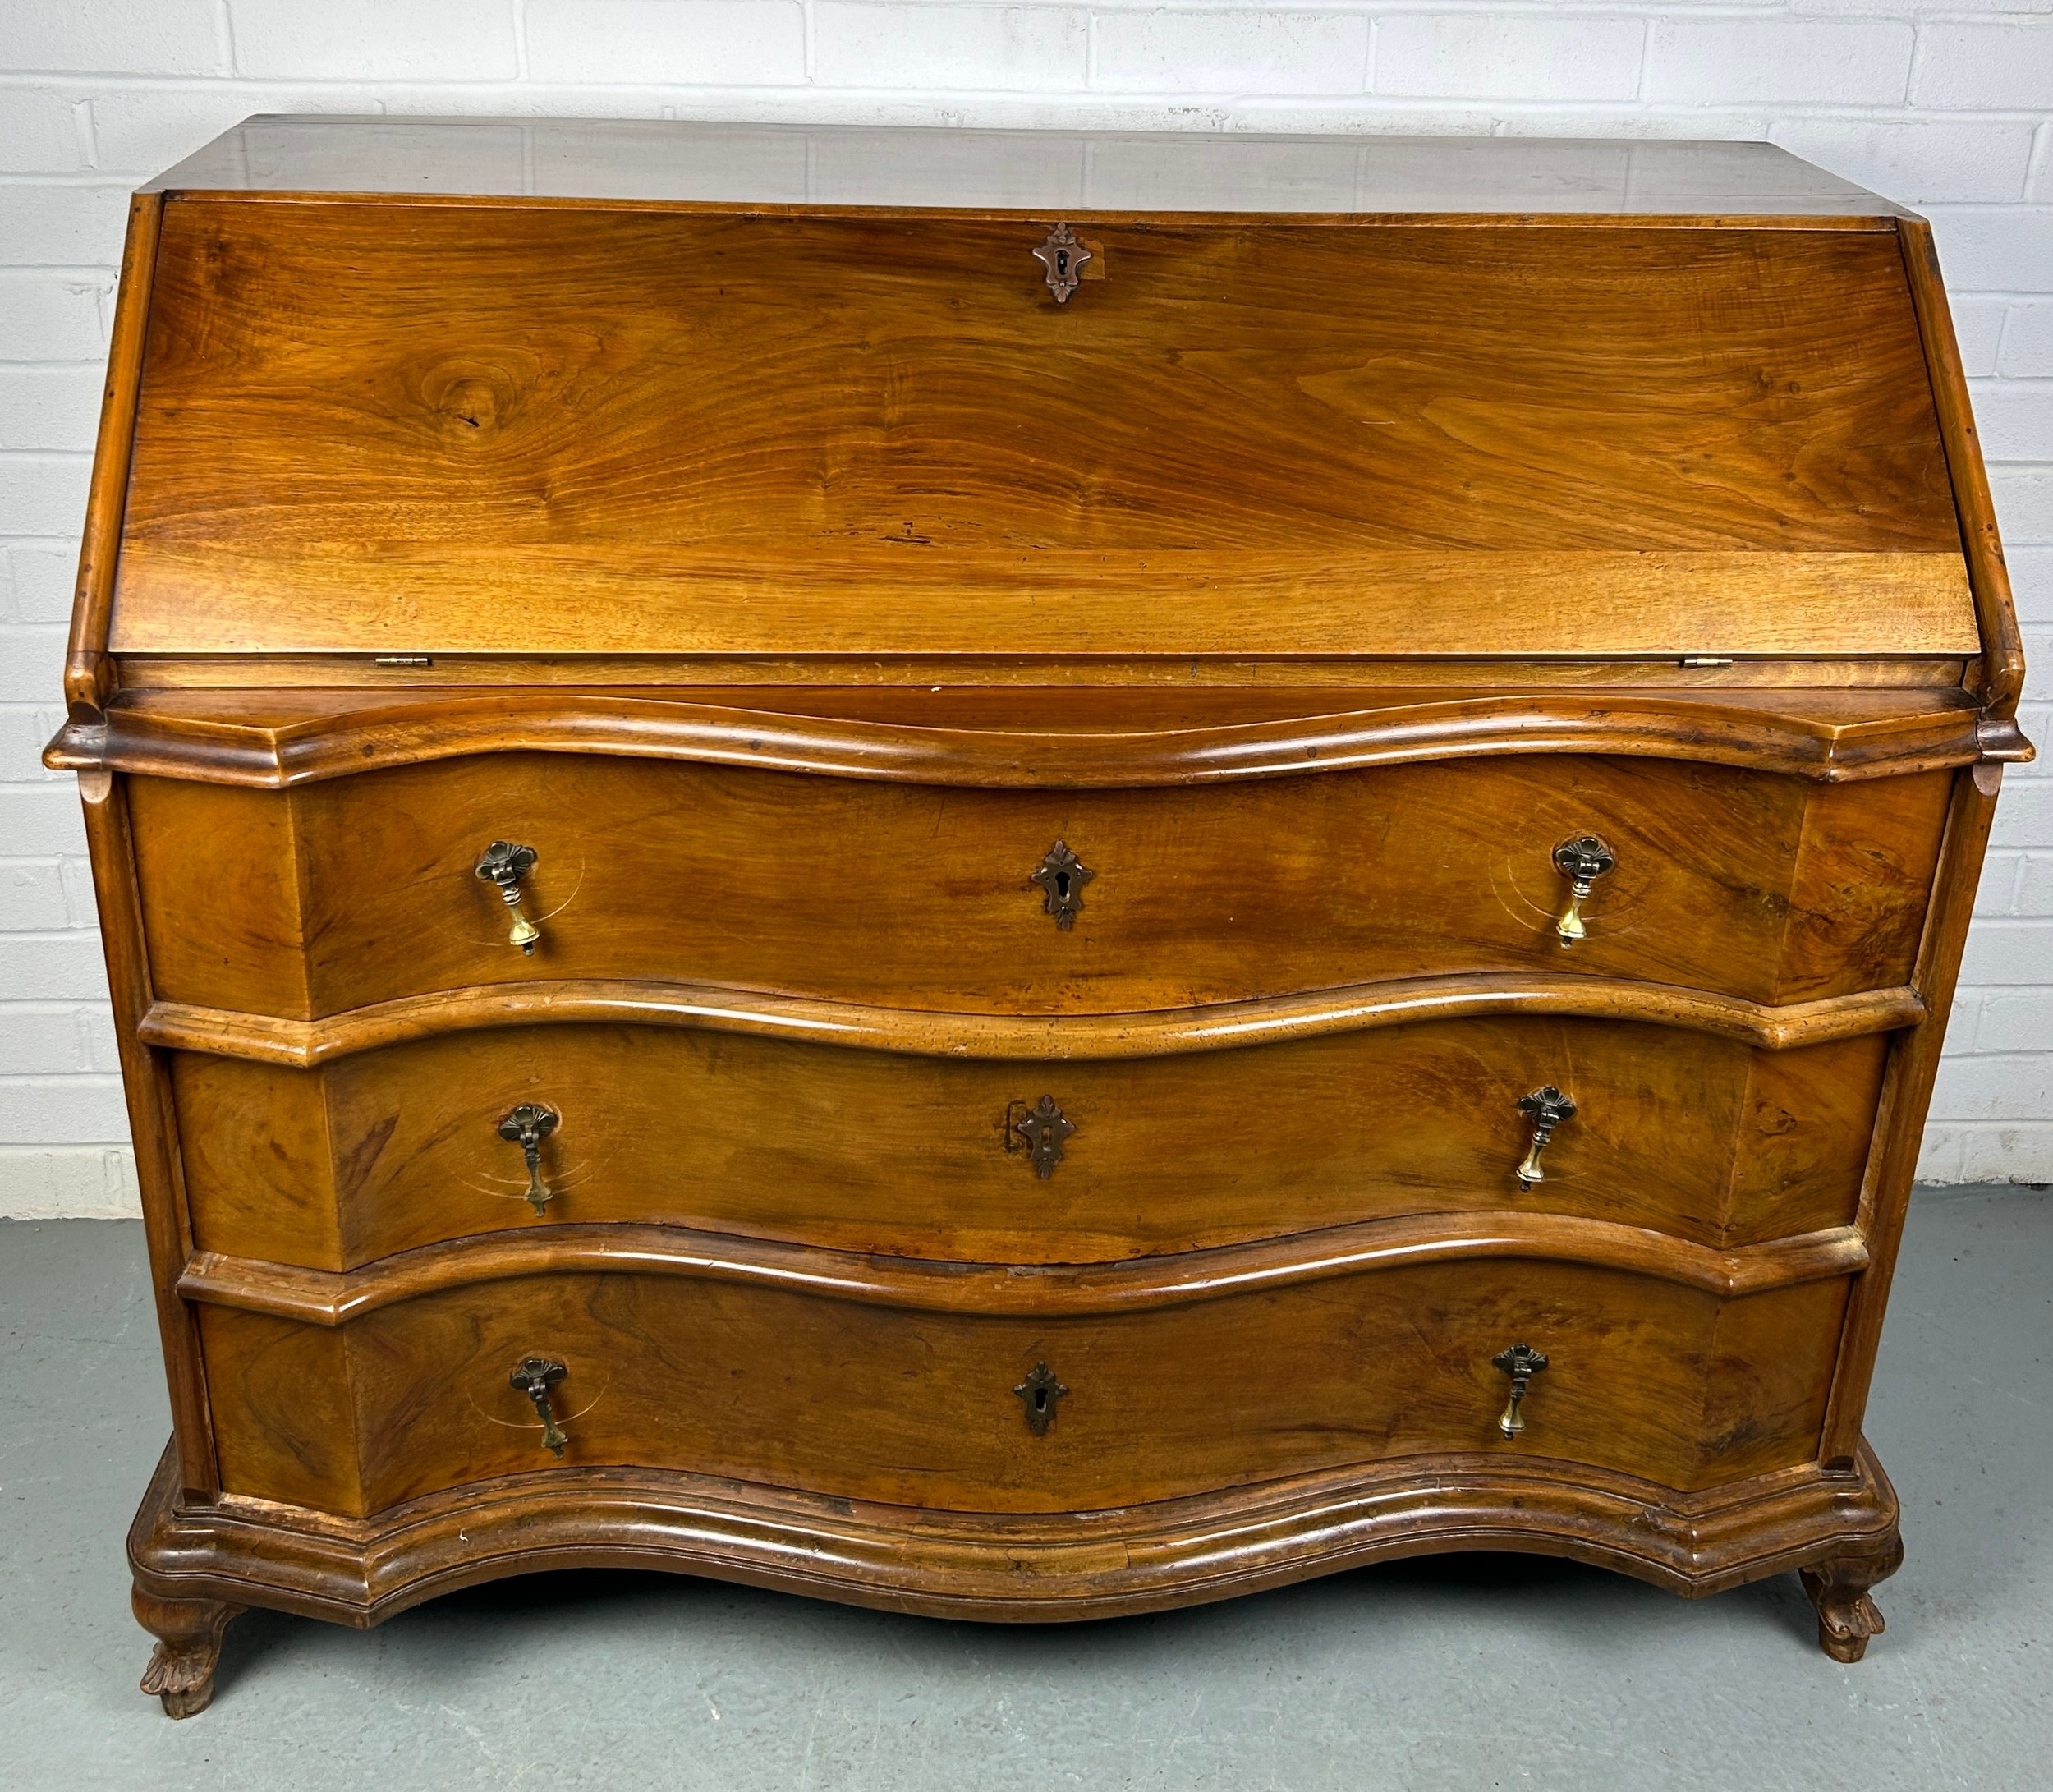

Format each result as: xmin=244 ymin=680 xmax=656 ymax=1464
xmin=129 ymin=1434 xmax=1904 ymax=1711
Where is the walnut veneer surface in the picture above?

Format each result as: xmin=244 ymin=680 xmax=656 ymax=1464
xmin=48 ymin=117 xmax=2028 ymax=1716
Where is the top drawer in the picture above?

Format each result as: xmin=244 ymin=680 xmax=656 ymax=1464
xmin=128 ymin=751 xmax=1950 ymax=1020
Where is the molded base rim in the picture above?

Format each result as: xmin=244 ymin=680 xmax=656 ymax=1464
xmin=129 ymin=1438 xmax=1899 ymax=1629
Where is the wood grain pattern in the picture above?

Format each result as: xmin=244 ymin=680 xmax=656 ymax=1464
xmin=124 ymin=1428 xmax=1889 ymax=1633
xmin=1898 ymin=219 xmax=2029 ymax=737
xmin=65 ymin=192 xmax=160 ymax=721
xmin=123 ymin=753 xmax=1951 ymax=1020
xmin=191 ymin=1256 xmax=1851 ymax=1516
xmin=110 ymin=204 xmax=1973 ymax=658
xmin=48 ymin=683 xmax=1992 ymax=788
xmin=109 ymin=549 xmax=1976 ymax=660
xmin=168 ymin=1016 xmax=1892 ymax=1268
xmin=129 ymin=1431 xmax=1902 ymax=1627
xmin=110 ymin=654 xmax=1974 ymax=692
xmin=1820 ymin=765 xmax=2001 ymax=1464
xmin=77 ymin=773 xmax=218 ymax=1500
xmin=195 ymin=1311 xmax=359 ymax=1515
xmin=177 ymin=1215 xmax=1871 ymax=1323
xmin=140 ymin=974 xmax=1926 ymax=1068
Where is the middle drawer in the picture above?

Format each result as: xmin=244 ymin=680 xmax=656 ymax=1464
xmin=172 ymin=1014 xmax=1889 ymax=1270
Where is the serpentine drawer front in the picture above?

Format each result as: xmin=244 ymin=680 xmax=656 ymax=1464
xmin=53 ymin=120 xmax=2026 ymax=1713
xmin=163 ymin=1017 xmax=1895 ymax=1270
xmin=182 ymin=1250 xmax=1854 ymax=1517
xmin=125 ymin=750 xmax=1950 ymax=1019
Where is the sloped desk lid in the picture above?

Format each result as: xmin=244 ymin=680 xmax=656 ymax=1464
xmin=104 ymin=119 xmax=1978 ymax=662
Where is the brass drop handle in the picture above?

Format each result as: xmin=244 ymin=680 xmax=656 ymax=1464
xmin=1492 ymin=1343 xmax=1549 ymax=1439
xmin=509 ymin=1355 xmax=569 ymax=1456
xmin=498 ymin=1102 xmax=561 ymax=1215
xmin=1515 ymin=1085 xmax=1576 ymax=1190
xmin=475 ymin=839 xmax=541 ymax=953
xmin=1551 ymin=834 xmax=1615 ymax=947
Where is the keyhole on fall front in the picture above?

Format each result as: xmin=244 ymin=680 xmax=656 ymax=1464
xmin=1054 ymin=871 xmax=1071 ymax=900
xmin=1054 ymin=250 xmax=1071 ymax=278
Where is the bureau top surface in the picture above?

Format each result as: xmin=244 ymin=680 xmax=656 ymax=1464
xmin=150 ymin=116 xmax=1904 ymax=218
xmin=103 ymin=118 xmax=1982 ymax=665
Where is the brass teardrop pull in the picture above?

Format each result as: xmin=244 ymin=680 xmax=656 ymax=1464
xmin=1551 ymin=834 xmax=1615 ymax=947
xmin=475 ymin=839 xmax=541 ymax=953
xmin=497 ymin=1102 xmax=561 ymax=1214
xmin=509 ymin=1355 xmax=569 ymax=1456
xmin=1492 ymin=1344 xmax=1548 ymax=1439
xmin=1514 ymin=1085 xmax=1576 ymax=1190
xmin=1013 ymin=1362 xmax=1068 ymax=1436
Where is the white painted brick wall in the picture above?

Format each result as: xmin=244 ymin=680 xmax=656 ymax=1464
xmin=2 ymin=2 xmax=2050 ymax=1213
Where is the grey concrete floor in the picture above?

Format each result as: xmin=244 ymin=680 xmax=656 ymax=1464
xmin=2 ymin=1191 xmax=2049 ymax=1791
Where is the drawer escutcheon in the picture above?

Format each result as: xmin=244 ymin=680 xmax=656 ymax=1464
xmin=1013 ymin=1095 xmax=1076 ymax=1179
xmin=1028 ymin=839 xmax=1094 ymax=931
xmin=1031 ymin=223 xmax=1090 ymax=303
xmin=1013 ymin=1362 xmax=1069 ymax=1436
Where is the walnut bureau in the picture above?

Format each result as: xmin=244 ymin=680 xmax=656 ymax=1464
xmin=48 ymin=118 xmax=2030 ymax=1716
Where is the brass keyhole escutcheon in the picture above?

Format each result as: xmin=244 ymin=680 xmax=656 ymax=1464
xmin=1492 ymin=1344 xmax=1548 ymax=1439
xmin=1032 ymin=223 xmax=1091 ymax=303
xmin=1013 ymin=1095 xmax=1075 ymax=1179
xmin=1030 ymin=840 xmax=1094 ymax=930
xmin=475 ymin=839 xmax=542 ymax=953
xmin=498 ymin=1102 xmax=561 ymax=1215
xmin=509 ymin=1355 xmax=570 ymax=1456
xmin=1551 ymin=834 xmax=1615 ymax=948
xmin=1014 ymin=1362 xmax=1069 ymax=1436
xmin=1514 ymin=1085 xmax=1576 ymax=1190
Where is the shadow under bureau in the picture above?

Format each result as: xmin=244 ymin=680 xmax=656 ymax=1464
xmin=46 ymin=117 xmax=2029 ymax=1716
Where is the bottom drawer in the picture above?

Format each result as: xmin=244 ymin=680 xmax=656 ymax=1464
xmin=195 ymin=1255 xmax=1849 ymax=1520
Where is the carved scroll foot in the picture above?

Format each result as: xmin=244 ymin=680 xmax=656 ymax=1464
xmin=133 ymin=1587 xmax=243 ymax=1717
xmin=1799 ymin=1532 xmax=1904 ymax=1663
